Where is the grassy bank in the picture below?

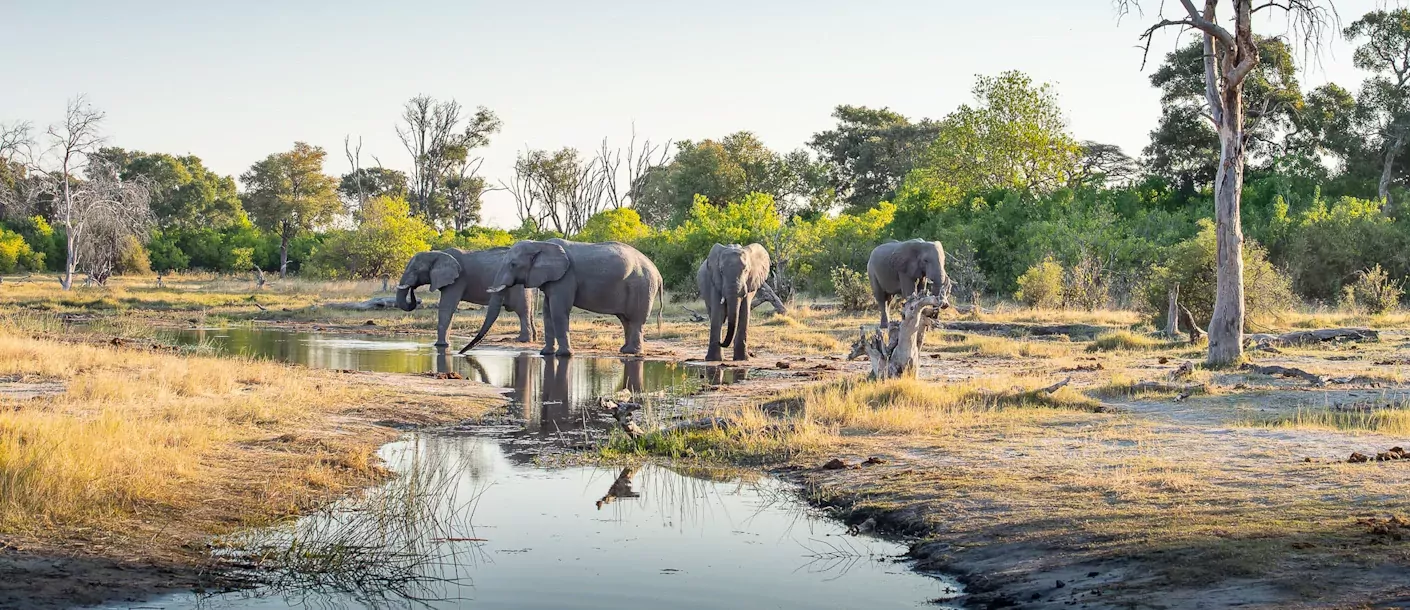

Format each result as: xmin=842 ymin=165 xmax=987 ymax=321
xmin=0 ymin=320 xmax=502 ymax=568
xmin=600 ymin=331 xmax=1410 ymax=608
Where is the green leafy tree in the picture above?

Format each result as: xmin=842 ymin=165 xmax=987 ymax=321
xmin=397 ymin=96 xmax=501 ymax=225
xmin=1345 ymin=9 xmax=1410 ymax=211
xmin=1143 ymin=37 xmax=1304 ymax=196
xmin=0 ymin=227 xmax=43 ymax=273
xmin=92 ymin=148 xmax=243 ymax=230
xmin=917 ymin=71 xmax=1082 ymax=193
xmin=310 ymin=195 xmax=434 ymax=287
xmin=339 ymin=167 xmax=408 ymax=209
xmin=575 ymin=208 xmax=651 ymax=243
xmin=809 ymin=105 xmax=940 ymax=213
xmin=240 ymin=142 xmax=341 ymax=278
xmin=634 ymin=133 xmax=826 ymax=227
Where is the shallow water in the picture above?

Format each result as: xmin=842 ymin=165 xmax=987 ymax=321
xmin=161 ymin=327 xmax=745 ymax=438
xmin=129 ymin=436 xmax=957 ymax=610
xmin=123 ymin=327 xmax=959 ymax=609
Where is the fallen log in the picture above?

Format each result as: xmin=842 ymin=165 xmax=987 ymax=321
xmin=1240 ymin=363 xmax=1325 ymax=386
xmin=1245 ymin=328 xmax=1379 ymax=348
xmin=936 ymin=321 xmax=1111 ymax=339
xmin=326 ymin=296 xmax=405 ymax=311
xmin=850 ymin=294 xmax=944 ymax=380
xmin=1178 ymin=305 xmax=1204 ymax=343
xmin=682 ymin=305 xmax=707 ymax=323
xmin=1037 ymin=377 xmax=1072 ymax=394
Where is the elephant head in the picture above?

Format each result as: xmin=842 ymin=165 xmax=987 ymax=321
xmin=706 ymin=244 xmax=756 ymax=348
xmin=893 ymin=240 xmax=951 ymax=308
xmin=395 ymin=251 xmax=463 ymax=312
xmin=462 ymin=241 xmax=569 ymax=351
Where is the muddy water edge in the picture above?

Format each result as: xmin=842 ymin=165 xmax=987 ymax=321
xmin=108 ymin=326 xmax=963 ymax=609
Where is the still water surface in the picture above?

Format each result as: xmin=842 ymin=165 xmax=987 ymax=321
xmin=120 ymin=326 xmax=958 ymax=609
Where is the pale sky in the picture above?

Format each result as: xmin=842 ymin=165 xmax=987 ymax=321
xmin=0 ymin=1 xmax=1392 ymax=227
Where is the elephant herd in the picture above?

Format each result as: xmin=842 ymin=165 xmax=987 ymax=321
xmin=394 ymin=237 xmax=953 ymax=362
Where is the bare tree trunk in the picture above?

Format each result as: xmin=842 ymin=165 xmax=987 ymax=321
xmin=1208 ymin=90 xmax=1247 ymax=366
xmin=278 ymin=222 xmax=290 ymax=279
xmin=1380 ymin=133 xmax=1404 ymax=215
xmin=1164 ymin=284 xmax=1180 ymax=338
xmin=848 ymin=295 xmax=942 ymax=380
xmin=62 ymin=229 xmax=76 ymax=290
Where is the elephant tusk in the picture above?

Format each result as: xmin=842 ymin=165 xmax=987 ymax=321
xmin=487 ymin=285 xmax=507 ymax=293
xmin=395 ymin=284 xmax=409 ymax=290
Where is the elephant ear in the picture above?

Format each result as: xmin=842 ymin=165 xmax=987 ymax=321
xmin=430 ymin=251 xmax=463 ymax=291
xmin=893 ymin=246 xmax=922 ymax=277
xmin=526 ymin=242 xmax=570 ymax=288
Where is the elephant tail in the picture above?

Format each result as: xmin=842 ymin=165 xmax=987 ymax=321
xmin=656 ymin=282 xmax=664 ymax=335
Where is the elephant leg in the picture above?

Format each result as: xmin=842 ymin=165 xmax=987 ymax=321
xmin=620 ymin=314 xmax=644 ymax=355
xmin=872 ymin=277 xmax=890 ymax=327
xmin=549 ymin=291 xmax=574 ymax=357
xmin=435 ymin=292 xmax=459 ymax=348
xmin=706 ymin=300 xmax=724 ymax=362
xmin=733 ymin=295 xmax=752 ymax=361
xmin=539 ymin=296 xmax=557 ymax=356
xmin=513 ymin=300 xmax=534 ymax=342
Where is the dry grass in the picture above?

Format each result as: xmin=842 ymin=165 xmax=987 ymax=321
xmin=930 ymin=332 xmax=1073 ymax=359
xmin=605 ymin=375 xmax=1102 ymax=462
xmin=1245 ymin=401 xmax=1410 ymax=435
xmin=0 ymin=322 xmax=500 ymax=561
xmin=1086 ymin=329 xmax=1182 ymax=352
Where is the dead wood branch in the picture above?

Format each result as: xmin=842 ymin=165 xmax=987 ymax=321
xmin=682 ymin=306 xmax=707 ymax=323
xmin=327 ymin=296 xmax=402 ymax=311
xmin=750 ymin=282 xmax=788 ymax=315
xmin=1245 ymin=328 xmax=1379 ymax=348
xmin=1241 ymin=363 xmax=1326 ymax=386
xmin=850 ymin=294 xmax=942 ymax=379
xmin=1178 ymin=305 xmax=1205 ymax=343
xmin=1037 ymin=377 xmax=1072 ymax=394
xmin=936 ymin=321 xmax=1110 ymax=339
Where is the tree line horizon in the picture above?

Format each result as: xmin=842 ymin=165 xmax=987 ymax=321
xmin=0 ymin=3 xmax=1405 ymax=364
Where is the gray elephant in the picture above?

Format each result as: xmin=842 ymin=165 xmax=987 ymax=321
xmin=463 ymin=238 xmax=663 ymax=357
xmin=394 ymin=248 xmax=536 ymax=348
xmin=697 ymin=243 xmax=770 ymax=361
xmin=867 ymin=239 xmax=953 ymax=327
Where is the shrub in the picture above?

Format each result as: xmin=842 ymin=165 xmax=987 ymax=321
xmin=1281 ymin=196 xmax=1406 ymax=301
xmin=575 ymin=208 xmax=651 ymax=243
xmin=0 ymin=227 xmax=43 ymax=273
xmin=1015 ymin=257 xmax=1063 ymax=308
xmin=831 ymin=267 xmax=873 ymax=312
xmin=1143 ymin=219 xmax=1295 ymax=326
xmin=432 ymin=226 xmax=516 ymax=251
xmin=1341 ymin=264 xmax=1403 ymax=314
xmin=1062 ymin=251 xmax=1108 ymax=311
xmin=115 ymin=235 xmax=152 ymax=276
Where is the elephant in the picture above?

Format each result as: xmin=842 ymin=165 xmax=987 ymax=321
xmin=696 ymin=243 xmax=770 ymax=361
xmin=395 ymin=248 xmax=536 ymax=348
xmin=867 ymin=239 xmax=953 ymax=327
xmin=464 ymin=238 xmax=664 ymax=357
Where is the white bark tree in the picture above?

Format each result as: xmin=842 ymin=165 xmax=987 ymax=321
xmin=15 ymin=97 xmax=153 ymax=290
xmin=1116 ymin=0 xmax=1336 ymax=366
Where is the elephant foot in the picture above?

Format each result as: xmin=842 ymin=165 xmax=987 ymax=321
xmin=555 ymin=348 xmax=574 ymax=358
xmin=705 ymin=352 xmax=722 ymax=362
xmin=539 ymin=346 xmax=556 ymax=356
xmin=619 ymin=345 xmax=642 ymax=355
xmin=732 ymin=354 xmax=749 ymax=362
xmin=434 ymin=341 xmax=449 ymax=348
xmin=515 ymin=334 xmax=532 ymax=342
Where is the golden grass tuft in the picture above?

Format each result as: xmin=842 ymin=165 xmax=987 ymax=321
xmin=1086 ymin=330 xmax=1178 ymax=352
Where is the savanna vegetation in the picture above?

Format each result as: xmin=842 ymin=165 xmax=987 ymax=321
xmin=8 ymin=2 xmax=1410 ymax=609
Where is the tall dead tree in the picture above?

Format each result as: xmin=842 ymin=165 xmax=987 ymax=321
xmin=1117 ymin=0 xmax=1336 ymax=365
xmin=597 ymin=128 xmax=671 ymax=211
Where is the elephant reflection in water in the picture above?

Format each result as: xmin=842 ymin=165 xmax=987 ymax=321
xmin=436 ymin=347 xmax=491 ymax=383
xmin=620 ymin=358 xmax=643 ymax=395
xmin=537 ymin=356 xmax=575 ymax=433
xmin=596 ymin=466 xmax=640 ymax=509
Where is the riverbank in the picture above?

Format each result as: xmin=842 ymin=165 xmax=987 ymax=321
xmin=0 ymin=324 xmax=505 ymax=610
xmin=608 ymin=329 xmax=1410 ymax=608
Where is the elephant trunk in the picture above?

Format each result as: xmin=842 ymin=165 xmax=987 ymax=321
xmin=395 ymin=286 xmax=419 ymax=312
xmin=720 ymin=294 xmax=740 ymax=347
xmin=460 ymin=291 xmax=505 ymax=354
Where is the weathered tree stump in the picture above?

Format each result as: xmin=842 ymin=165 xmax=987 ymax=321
xmin=750 ymin=281 xmax=788 ymax=315
xmin=848 ymin=294 xmax=944 ymax=380
xmin=1165 ymin=285 xmax=1181 ymax=338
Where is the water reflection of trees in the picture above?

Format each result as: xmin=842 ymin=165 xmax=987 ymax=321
xmin=205 ymin=439 xmax=491 ymax=609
